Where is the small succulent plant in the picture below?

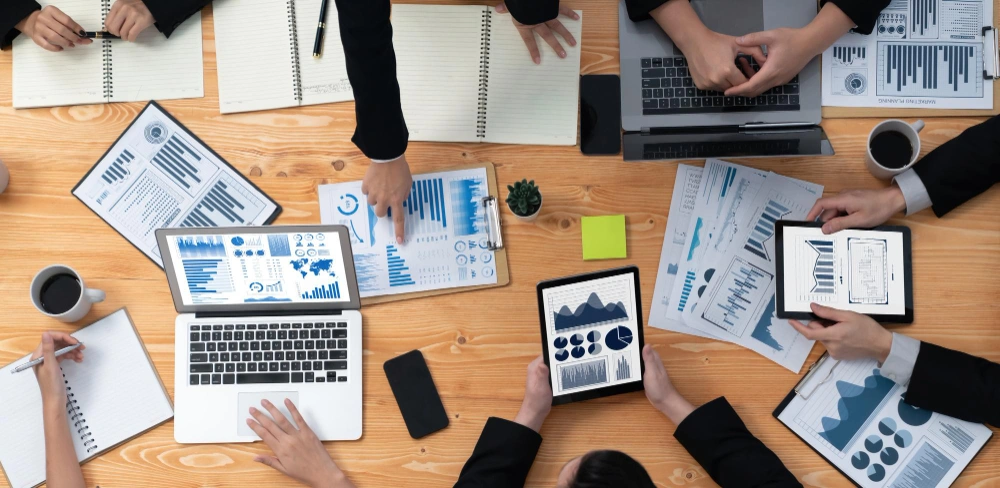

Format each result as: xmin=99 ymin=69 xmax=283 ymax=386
xmin=506 ymin=179 xmax=542 ymax=217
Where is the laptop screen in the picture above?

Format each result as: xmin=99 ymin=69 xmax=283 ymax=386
xmin=162 ymin=228 xmax=355 ymax=309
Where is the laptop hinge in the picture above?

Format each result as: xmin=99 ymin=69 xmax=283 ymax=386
xmin=741 ymin=122 xmax=816 ymax=130
xmin=641 ymin=125 xmax=740 ymax=135
xmin=194 ymin=309 xmax=344 ymax=319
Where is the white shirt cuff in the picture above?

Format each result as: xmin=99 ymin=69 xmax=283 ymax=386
xmin=370 ymin=154 xmax=405 ymax=164
xmin=879 ymin=332 xmax=921 ymax=386
xmin=892 ymin=169 xmax=933 ymax=216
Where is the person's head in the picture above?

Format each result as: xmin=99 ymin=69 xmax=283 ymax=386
xmin=556 ymin=450 xmax=655 ymax=488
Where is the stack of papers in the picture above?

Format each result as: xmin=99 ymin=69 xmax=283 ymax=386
xmin=649 ymin=160 xmax=824 ymax=372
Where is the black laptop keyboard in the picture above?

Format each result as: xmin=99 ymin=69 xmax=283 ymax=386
xmin=640 ymin=56 xmax=800 ymax=115
xmin=642 ymin=139 xmax=801 ymax=160
xmin=188 ymin=322 xmax=349 ymax=386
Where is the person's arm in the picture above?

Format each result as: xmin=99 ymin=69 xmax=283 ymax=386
xmin=1 ymin=0 xmax=40 ymax=48
xmin=905 ymin=342 xmax=1000 ymax=428
xmin=820 ymin=0 xmax=890 ymax=35
xmin=643 ymin=345 xmax=800 ymax=487
xmin=503 ymin=0 xmax=558 ymax=25
xmin=32 ymin=332 xmax=87 ymax=488
xmin=135 ymin=0 xmax=211 ymax=38
xmin=454 ymin=356 xmax=551 ymax=488
xmin=910 ymin=115 xmax=1000 ymax=216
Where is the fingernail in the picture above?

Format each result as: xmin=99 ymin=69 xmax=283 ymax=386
xmin=559 ymin=51 xmax=566 ymax=58
xmin=262 ymin=399 xmax=271 ymax=406
xmin=249 ymin=407 xmax=257 ymax=414
xmin=533 ymin=56 xmax=540 ymax=64
xmin=396 ymin=236 xmax=403 ymax=244
xmin=570 ymin=40 xmax=577 ymax=46
xmin=246 ymin=418 xmax=253 ymax=425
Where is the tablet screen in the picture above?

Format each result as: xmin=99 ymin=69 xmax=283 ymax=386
xmin=540 ymin=271 xmax=643 ymax=397
xmin=780 ymin=225 xmax=907 ymax=316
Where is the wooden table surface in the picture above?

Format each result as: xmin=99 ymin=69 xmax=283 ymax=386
xmin=1 ymin=1 xmax=997 ymax=487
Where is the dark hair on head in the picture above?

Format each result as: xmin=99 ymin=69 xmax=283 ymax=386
xmin=568 ymin=450 xmax=656 ymax=488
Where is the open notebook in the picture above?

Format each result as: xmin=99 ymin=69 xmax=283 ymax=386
xmin=393 ymin=5 xmax=583 ymax=145
xmin=0 ymin=309 xmax=173 ymax=488
xmin=214 ymin=0 xmax=354 ymax=114
xmin=12 ymin=0 xmax=203 ymax=109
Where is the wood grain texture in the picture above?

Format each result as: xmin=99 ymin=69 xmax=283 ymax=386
xmin=0 ymin=1 xmax=997 ymax=487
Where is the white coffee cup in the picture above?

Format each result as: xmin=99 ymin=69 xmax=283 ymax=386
xmin=866 ymin=119 xmax=924 ymax=180
xmin=30 ymin=265 xmax=105 ymax=323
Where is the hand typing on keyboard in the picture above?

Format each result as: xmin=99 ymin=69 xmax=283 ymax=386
xmin=248 ymin=399 xmax=357 ymax=488
xmin=495 ymin=2 xmax=579 ymax=65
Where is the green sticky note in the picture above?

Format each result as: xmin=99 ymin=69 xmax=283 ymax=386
xmin=581 ymin=215 xmax=627 ymax=260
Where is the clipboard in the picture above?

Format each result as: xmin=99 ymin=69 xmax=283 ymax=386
xmin=361 ymin=162 xmax=510 ymax=305
xmin=823 ymin=14 xmax=1000 ymax=117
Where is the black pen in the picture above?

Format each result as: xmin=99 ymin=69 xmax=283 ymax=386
xmin=82 ymin=31 xmax=120 ymax=40
xmin=313 ymin=0 xmax=329 ymax=58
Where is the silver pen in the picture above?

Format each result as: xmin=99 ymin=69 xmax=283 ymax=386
xmin=11 ymin=342 xmax=84 ymax=374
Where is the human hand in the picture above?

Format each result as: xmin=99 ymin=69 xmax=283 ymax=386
xmin=495 ymin=2 xmax=578 ymax=64
xmin=724 ymin=28 xmax=818 ymax=97
xmin=30 ymin=332 xmax=85 ymax=409
xmin=248 ymin=399 xmax=355 ymax=488
xmin=641 ymin=345 xmax=694 ymax=424
xmin=513 ymin=356 xmax=552 ymax=432
xmin=15 ymin=6 xmax=92 ymax=52
xmin=362 ymin=156 xmax=412 ymax=244
xmin=105 ymin=0 xmax=155 ymax=42
xmin=806 ymin=186 xmax=906 ymax=234
xmin=789 ymin=303 xmax=893 ymax=362
xmin=680 ymin=29 xmax=764 ymax=92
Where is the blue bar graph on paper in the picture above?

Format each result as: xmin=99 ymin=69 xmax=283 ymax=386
xmin=151 ymin=135 xmax=209 ymax=193
xmin=702 ymin=257 xmax=774 ymax=334
xmin=450 ymin=177 xmax=487 ymax=236
xmin=182 ymin=259 xmax=233 ymax=294
xmin=180 ymin=174 xmax=266 ymax=228
xmin=267 ymin=234 xmax=291 ymax=257
xmin=101 ymin=149 xmax=135 ymax=184
xmin=176 ymin=235 xmax=227 ymax=257
xmin=400 ymin=177 xmax=447 ymax=235
xmin=386 ymin=245 xmax=415 ymax=287
xmin=744 ymin=199 xmax=790 ymax=261
xmin=809 ymin=240 xmax=836 ymax=294
xmin=301 ymin=282 xmax=341 ymax=300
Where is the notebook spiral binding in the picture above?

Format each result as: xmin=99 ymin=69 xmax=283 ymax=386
xmin=477 ymin=9 xmax=492 ymax=139
xmin=64 ymin=373 xmax=97 ymax=453
xmin=100 ymin=0 xmax=113 ymax=100
xmin=288 ymin=0 xmax=304 ymax=102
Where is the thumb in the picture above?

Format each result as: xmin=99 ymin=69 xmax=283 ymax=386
xmin=254 ymin=455 xmax=287 ymax=475
xmin=495 ymin=2 xmax=508 ymax=13
xmin=821 ymin=213 xmax=865 ymax=234
xmin=809 ymin=303 xmax=851 ymax=322
xmin=737 ymin=30 xmax=775 ymax=47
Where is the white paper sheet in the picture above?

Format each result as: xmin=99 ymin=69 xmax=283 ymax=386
xmin=777 ymin=357 xmax=992 ymax=488
xmin=318 ymin=168 xmax=498 ymax=298
xmin=821 ymin=0 xmax=994 ymax=109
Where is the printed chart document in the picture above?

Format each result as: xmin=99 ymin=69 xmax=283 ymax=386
xmin=680 ymin=177 xmax=822 ymax=372
xmin=821 ymin=0 xmax=995 ymax=109
xmin=72 ymin=102 xmax=281 ymax=267
xmin=13 ymin=0 xmax=203 ymax=109
xmin=318 ymin=167 xmax=498 ymax=298
xmin=776 ymin=357 xmax=992 ymax=488
xmin=780 ymin=226 xmax=907 ymax=316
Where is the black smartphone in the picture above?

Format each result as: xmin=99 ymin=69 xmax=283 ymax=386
xmin=383 ymin=350 xmax=449 ymax=439
xmin=580 ymin=74 xmax=622 ymax=155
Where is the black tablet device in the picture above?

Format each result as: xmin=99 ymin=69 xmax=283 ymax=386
xmin=775 ymin=221 xmax=913 ymax=323
xmin=537 ymin=266 xmax=645 ymax=405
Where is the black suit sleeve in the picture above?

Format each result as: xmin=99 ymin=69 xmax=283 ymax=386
xmin=675 ymin=397 xmax=801 ymax=488
xmin=334 ymin=0 xmax=408 ymax=160
xmin=454 ymin=417 xmax=542 ymax=488
xmin=505 ymin=0 xmax=559 ymax=25
xmin=142 ymin=0 xmax=211 ymax=38
xmin=1 ymin=0 xmax=40 ymax=49
xmin=904 ymin=342 xmax=1000 ymax=428
xmin=821 ymin=0 xmax=890 ymax=34
xmin=912 ymin=115 xmax=1000 ymax=217
xmin=623 ymin=0 xmax=673 ymax=22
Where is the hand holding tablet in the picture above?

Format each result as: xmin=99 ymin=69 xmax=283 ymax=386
xmin=775 ymin=221 xmax=913 ymax=323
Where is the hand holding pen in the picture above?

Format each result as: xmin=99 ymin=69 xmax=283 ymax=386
xmin=23 ymin=332 xmax=85 ymax=408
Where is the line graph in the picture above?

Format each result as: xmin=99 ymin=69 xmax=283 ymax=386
xmin=558 ymin=358 xmax=609 ymax=391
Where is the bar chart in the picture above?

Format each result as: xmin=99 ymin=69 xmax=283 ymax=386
xmin=386 ymin=245 xmax=416 ymax=287
xmin=181 ymin=259 xmax=234 ymax=296
xmin=150 ymin=135 xmax=219 ymax=197
xmin=744 ymin=198 xmax=791 ymax=262
xmin=101 ymin=149 xmax=136 ymax=185
xmin=702 ymin=257 xmax=774 ymax=336
xmin=877 ymin=43 xmax=983 ymax=97
xmin=450 ymin=176 xmax=488 ymax=236
xmin=176 ymin=235 xmax=227 ymax=258
xmin=832 ymin=46 xmax=867 ymax=66
xmin=301 ymin=282 xmax=341 ymax=300
xmin=808 ymin=240 xmax=836 ymax=294
xmin=400 ymin=177 xmax=448 ymax=236
xmin=179 ymin=173 xmax=268 ymax=228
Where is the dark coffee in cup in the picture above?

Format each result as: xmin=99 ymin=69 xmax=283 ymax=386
xmin=869 ymin=131 xmax=914 ymax=169
xmin=39 ymin=273 xmax=82 ymax=315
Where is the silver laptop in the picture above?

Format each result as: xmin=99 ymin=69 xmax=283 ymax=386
xmin=619 ymin=0 xmax=834 ymax=160
xmin=156 ymin=225 xmax=363 ymax=443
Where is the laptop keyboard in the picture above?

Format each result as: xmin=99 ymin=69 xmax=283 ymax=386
xmin=640 ymin=56 xmax=800 ymax=115
xmin=642 ymin=139 xmax=801 ymax=160
xmin=188 ymin=322 xmax=349 ymax=386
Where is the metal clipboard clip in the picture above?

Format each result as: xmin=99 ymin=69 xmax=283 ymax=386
xmin=984 ymin=26 xmax=999 ymax=79
xmin=482 ymin=196 xmax=504 ymax=251
xmin=794 ymin=353 xmax=839 ymax=400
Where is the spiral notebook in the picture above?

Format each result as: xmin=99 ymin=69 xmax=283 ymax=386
xmin=392 ymin=5 xmax=583 ymax=145
xmin=0 ymin=309 xmax=173 ymax=488
xmin=12 ymin=0 xmax=203 ymax=109
xmin=213 ymin=0 xmax=354 ymax=114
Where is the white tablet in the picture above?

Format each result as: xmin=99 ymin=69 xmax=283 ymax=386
xmin=775 ymin=221 xmax=913 ymax=323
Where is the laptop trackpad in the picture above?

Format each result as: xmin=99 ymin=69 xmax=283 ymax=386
xmin=237 ymin=391 xmax=300 ymax=437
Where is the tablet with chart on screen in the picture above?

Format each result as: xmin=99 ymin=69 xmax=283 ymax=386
xmin=537 ymin=267 xmax=645 ymax=405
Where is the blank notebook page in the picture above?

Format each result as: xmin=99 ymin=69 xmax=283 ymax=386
xmin=295 ymin=0 xmax=353 ymax=106
xmin=392 ymin=4 xmax=484 ymax=143
xmin=214 ymin=0 xmax=297 ymax=114
xmin=110 ymin=11 xmax=204 ymax=103
xmin=12 ymin=0 xmax=104 ymax=109
xmin=484 ymin=11 xmax=583 ymax=145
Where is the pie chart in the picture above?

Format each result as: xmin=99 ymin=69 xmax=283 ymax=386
xmin=588 ymin=343 xmax=602 ymax=355
xmin=867 ymin=464 xmax=885 ymax=482
xmin=880 ymin=447 xmax=898 ymax=465
xmin=571 ymin=346 xmax=586 ymax=358
xmin=587 ymin=330 xmax=601 ymax=342
xmin=555 ymin=349 xmax=569 ymax=362
xmin=864 ymin=435 xmax=883 ymax=453
xmin=878 ymin=417 xmax=896 ymax=436
xmin=570 ymin=333 xmax=585 ymax=346
xmin=894 ymin=430 xmax=912 ymax=448
xmin=898 ymin=399 xmax=932 ymax=426
xmin=554 ymin=337 xmax=568 ymax=349
xmin=605 ymin=326 xmax=633 ymax=351
xmin=851 ymin=451 xmax=869 ymax=469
